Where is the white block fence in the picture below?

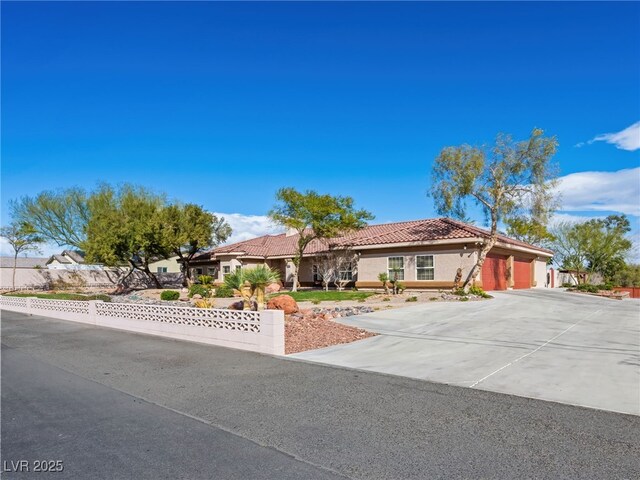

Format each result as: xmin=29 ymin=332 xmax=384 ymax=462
xmin=0 ymin=296 xmax=285 ymax=355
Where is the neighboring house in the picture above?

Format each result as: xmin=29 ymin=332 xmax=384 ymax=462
xmin=46 ymin=250 xmax=102 ymax=270
xmin=148 ymin=256 xmax=182 ymax=274
xmin=187 ymin=218 xmax=553 ymax=291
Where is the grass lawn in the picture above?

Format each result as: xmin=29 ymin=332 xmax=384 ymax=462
xmin=3 ymin=292 xmax=111 ymax=302
xmin=270 ymin=290 xmax=376 ymax=302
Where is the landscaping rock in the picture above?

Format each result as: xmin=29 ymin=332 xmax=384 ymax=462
xmin=285 ymin=314 xmax=376 ymax=354
xmin=267 ymin=295 xmax=299 ymax=314
xmin=265 ymin=282 xmax=282 ymax=294
xmin=228 ymin=300 xmax=258 ymax=311
xmin=192 ymin=294 xmax=202 ymax=300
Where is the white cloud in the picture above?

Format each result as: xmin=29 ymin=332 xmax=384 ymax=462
xmin=578 ymin=121 xmax=640 ymax=151
xmin=549 ymin=212 xmax=603 ymax=226
xmin=213 ymin=213 xmax=284 ymax=245
xmin=555 ymin=167 xmax=640 ymax=217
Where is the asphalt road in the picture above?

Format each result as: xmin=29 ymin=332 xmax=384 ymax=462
xmin=2 ymin=311 xmax=640 ymax=479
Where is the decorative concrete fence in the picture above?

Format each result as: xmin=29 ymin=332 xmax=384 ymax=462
xmin=0 ymin=296 xmax=284 ymax=355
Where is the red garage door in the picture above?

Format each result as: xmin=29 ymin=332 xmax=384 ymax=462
xmin=481 ymin=254 xmax=507 ymax=291
xmin=513 ymin=257 xmax=532 ymax=289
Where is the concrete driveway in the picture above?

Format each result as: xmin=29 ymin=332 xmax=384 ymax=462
xmin=292 ymin=289 xmax=640 ymax=415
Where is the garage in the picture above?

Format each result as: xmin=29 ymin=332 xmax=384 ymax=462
xmin=481 ymin=254 xmax=507 ymax=291
xmin=513 ymin=257 xmax=532 ymax=289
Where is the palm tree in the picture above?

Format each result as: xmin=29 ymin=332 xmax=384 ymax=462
xmin=244 ymin=266 xmax=281 ymax=310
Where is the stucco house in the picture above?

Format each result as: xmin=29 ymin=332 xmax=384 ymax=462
xmin=45 ymin=250 xmax=102 ymax=270
xmin=46 ymin=250 xmax=102 ymax=270
xmin=148 ymin=255 xmax=182 ymax=274
xmin=186 ymin=218 xmax=553 ymax=291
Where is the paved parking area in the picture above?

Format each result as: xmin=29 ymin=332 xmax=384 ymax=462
xmin=292 ymin=289 xmax=640 ymax=415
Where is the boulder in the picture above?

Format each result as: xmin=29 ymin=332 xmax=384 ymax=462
xmin=192 ymin=294 xmax=202 ymax=300
xmin=228 ymin=300 xmax=258 ymax=311
xmin=266 ymin=295 xmax=299 ymax=314
xmin=265 ymin=282 xmax=282 ymax=294
xmin=228 ymin=301 xmax=244 ymax=310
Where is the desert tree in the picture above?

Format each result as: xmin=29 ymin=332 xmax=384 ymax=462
xmin=314 ymin=252 xmax=336 ymax=291
xmin=551 ymin=215 xmax=633 ymax=283
xmin=160 ymin=204 xmax=232 ymax=285
xmin=330 ymin=247 xmax=358 ymax=291
xmin=11 ymin=188 xmax=89 ymax=248
xmin=549 ymin=221 xmax=590 ymax=283
xmin=505 ymin=216 xmax=555 ymax=247
xmin=268 ymin=188 xmax=373 ymax=291
xmin=0 ymin=221 xmax=43 ymax=290
xmin=430 ymin=128 xmax=558 ymax=291
xmin=85 ymin=184 xmax=169 ymax=289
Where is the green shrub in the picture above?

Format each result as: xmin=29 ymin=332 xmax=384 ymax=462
xmin=215 ymin=285 xmax=235 ymax=298
xmin=382 ymin=297 xmax=391 ymax=302
xmin=198 ymin=275 xmax=214 ymax=285
xmin=576 ymin=283 xmax=613 ymax=292
xmin=429 ymin=297 xmax=438 ymax=301
xmin=311 ymin=299 xmax=321 ymax=305
xmin=468 ymin=285 xmax=491 ymax=298
xmin=575 ymin=284 xmax=599 ymax=293
xmin=396 ymin=282 xmax=406 ymax=293
xmin=459 ymin=296 xmax=469 ymax=302
xmin=453 ymin=288 xmax=466 ymax=296
xmin=188 ymin=284 xmax=211 ymax=298
xmin=357 ymin=298 xmax=366 ymax=303
xmin=406 ymin=296 xmax=418 ymax=302
xmin=160 ymin=290 xmax=180 ymax=301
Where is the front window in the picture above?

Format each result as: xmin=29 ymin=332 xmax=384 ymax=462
xmin=157 ymin=266 xmax=168 ymax=273
xmin=223 ymin=266 xmax=231 ymax=277
xmin=416 ymin=255 xmax=435 ymax=280
xmin=339 ymin=262 xmax=353 ymax=281
xmin=388 ymin=257 xmax=404 ymax=281
xmin=207 ymin=267 xmax=217 ymax=276
xmin=194 ymin=268 xmax=204 ymax=276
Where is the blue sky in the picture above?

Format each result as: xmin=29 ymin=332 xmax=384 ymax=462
xmin=2 ymin=1 xmax=639 ymax=252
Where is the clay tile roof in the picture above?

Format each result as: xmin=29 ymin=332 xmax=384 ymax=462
xmin=63 ymin=250 xmax=86 ymax=264
xmin=199 ymin=217 xmax=552 ymax=259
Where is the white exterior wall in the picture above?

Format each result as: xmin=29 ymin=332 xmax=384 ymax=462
xmin=534 ymin=259 xmax=548 ymax=288
xmin=0 ymin=297 xmax=285 ymax=356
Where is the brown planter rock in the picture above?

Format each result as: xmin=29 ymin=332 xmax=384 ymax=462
xmin=267 ymin=295 xmax=299 ymax=314
xmin=265 ymin=282 xmax=282 ymax=294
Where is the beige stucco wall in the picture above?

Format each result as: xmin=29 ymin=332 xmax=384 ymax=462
xmin=149 ymin=256 xmax=182 ymax=273
xmin=0 ymin=268 xmax=118 ymax=289
xmin=211 ymin=257 xmax=268 ymax=282
xmin=357 ymin=247 xmax=476 ymax=283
